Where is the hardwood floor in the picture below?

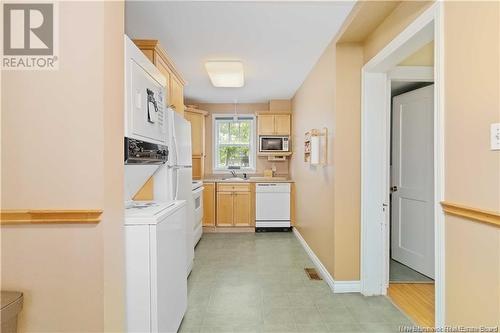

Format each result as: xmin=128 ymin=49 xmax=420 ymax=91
xmin=387 ymin=283 xmax=435 ymax=327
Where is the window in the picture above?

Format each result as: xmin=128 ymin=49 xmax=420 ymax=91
xmin=213 ymin=115 xmax=256 ymax=171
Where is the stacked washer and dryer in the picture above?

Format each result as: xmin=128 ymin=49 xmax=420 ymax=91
xmin=123 ymin=35 xmax=197 ymax=333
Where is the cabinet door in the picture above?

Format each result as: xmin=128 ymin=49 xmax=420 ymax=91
xmin=233 ymin=192 xmax=252 ymax=226
xmin=170 ymin=75 xmax=184 ymax=116
xmin=154 ymin=55 xmax=171 ymax=108
xmin=258 ymin=115 xmax=275 ymax=135
xmin=274 ymin=115 xmax=291 ymax=135
xmin=184 ymin=112 xmax=205 ymax=156
xmin=203 ymin=183 xmax=215 ymax=226
xmin=216 ymin=192 xmax=233 ymax=226
xmin=192 ymin=157 xmax=204 ymax=180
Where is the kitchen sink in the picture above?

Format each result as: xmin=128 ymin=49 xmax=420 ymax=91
xmin=222 ymin=177 xmax=247 ymax=181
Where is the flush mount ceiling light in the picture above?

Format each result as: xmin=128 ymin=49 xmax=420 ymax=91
xmin=205 ymin=61 xmax=244 ymax=88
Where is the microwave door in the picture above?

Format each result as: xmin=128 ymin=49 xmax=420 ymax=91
xmin=262 ymin=138 xmax=283 ymax=151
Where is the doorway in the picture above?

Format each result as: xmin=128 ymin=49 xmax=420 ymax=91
xmin=390 ymin=81 xmax=435 ymax=282
xmin=388 ymin=81 xmax=436 ymax=327
xmin=360 ymin=2 xmax=445 ymax=327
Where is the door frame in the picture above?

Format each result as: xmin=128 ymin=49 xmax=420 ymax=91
xmin=360 ymin=2 xmax=445 ymax=327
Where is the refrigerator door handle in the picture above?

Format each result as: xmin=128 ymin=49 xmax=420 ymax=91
xmin=174 ymin=135 xmax=180 ymax=167
xmin=170 ymin=135 xmax=177 ymax=166
xmin=173 ymin=167 xmax=179 ymax=200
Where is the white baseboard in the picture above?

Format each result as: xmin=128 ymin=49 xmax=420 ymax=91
xmin=293 ymin=228 xmax=361 ymax=294
xmin=292 ymin=227 xmax=335 ymax=292
xmin=333 ymin=280 xmax=361 ymax=293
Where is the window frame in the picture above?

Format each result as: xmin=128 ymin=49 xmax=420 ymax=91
xmin=212 ymin=114 xmax=256 ymax=173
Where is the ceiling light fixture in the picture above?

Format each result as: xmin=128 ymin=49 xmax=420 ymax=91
xmin=205 ymin=61 xmax=244 ymax=88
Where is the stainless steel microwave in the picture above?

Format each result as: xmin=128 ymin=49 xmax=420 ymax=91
xmin=259 ymin=136 xmax=290 ymax=152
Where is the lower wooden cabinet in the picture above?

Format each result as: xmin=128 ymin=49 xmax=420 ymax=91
xmin=203 ymin=181 xmax=292 ymax=230
xmin=202 ymin=182 xmax=215 ymax=227
xmin=233 ymin=192 xmax=252 ymax=226
xmin=216 ymin=183 xmax=254 ymax=227
xmin=216 ymin=192 xmax=234 ymax=227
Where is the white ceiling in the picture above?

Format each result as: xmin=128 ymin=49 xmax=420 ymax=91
xmin=125 ymin=1 xmax=355 ymax=103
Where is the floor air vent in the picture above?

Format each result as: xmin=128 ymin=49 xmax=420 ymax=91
xmin=305 ymin=268 xmax=322 ymax=280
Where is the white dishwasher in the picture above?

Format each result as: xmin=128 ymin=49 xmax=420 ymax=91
xmin=255 ymin=183 xmax=291 ymax=230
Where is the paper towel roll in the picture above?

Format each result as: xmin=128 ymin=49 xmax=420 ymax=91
xmin=310 ymin=136 xmax=320 ymax=165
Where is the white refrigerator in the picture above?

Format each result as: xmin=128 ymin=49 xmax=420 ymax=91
xmin=168 ymin=109 xmax=194 ymax=275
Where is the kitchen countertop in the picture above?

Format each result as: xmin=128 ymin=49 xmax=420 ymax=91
xmin=203 ymin=174 xmax=294 ymax=183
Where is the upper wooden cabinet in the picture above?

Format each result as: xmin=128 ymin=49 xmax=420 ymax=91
xmin=133 ymin=39 xmax=186 ymax=116
xmin=184 ymin=107 xmax=208 ymax=180
xmin=154 ymin=56 xmax=171 ymax=98
xmin=257 ymin=113 xmax=291 ymax=136
xmin=170 ymin=75 xmax=184 ymax=116
xmin=274 ymin=115 xmax=291 ymax=135
xmin=258 ymin=115 xmax=275 ymax=135
xmin=184 ymin=108 xmax=206 ymax=156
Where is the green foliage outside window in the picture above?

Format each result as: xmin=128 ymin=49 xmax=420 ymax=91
xmin=215 ymin=118 xmax=253 ymax=169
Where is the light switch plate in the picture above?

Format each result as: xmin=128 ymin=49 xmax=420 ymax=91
xmin=491 ymin=123 xmax=500 ymax=150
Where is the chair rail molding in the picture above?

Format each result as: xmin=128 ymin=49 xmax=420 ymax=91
xmin=0 ymin=210 xmax=103 ymax=225
xmin=441 ymin=202 xmax=500 ymax=227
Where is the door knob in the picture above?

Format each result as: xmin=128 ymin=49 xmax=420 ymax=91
xmin=391 ymin=186 xmax=398 ymax=192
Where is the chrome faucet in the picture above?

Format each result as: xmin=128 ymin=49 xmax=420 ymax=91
xmin=230 ymin=170 xmax=237 ymax=178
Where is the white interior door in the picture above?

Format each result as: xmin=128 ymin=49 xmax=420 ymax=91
xmin=391 ymin=84 xmax=434 ymax=278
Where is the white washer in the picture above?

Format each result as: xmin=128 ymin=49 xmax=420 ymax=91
xmin=125 ymin=200 xmax=187 ymax=333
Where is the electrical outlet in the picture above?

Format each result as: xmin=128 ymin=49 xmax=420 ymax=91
xmin=491 ymin=123 xmax=500 ymax=150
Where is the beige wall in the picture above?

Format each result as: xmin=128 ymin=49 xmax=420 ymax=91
xmin=290 ymin=40 xmax=336 ymax=274
xmin=1 ymin=2 xmax=124 ymax=332
xmin=363 ymin=1 xmax=433 ymax=63
xmin=290 ymin=1 xmax=433 ymax=282
xmin=102 ymin=2 xmax=125 ymax=331
xmin=332 ymin=43 xmax=364 ymax=280
xmin=399 ymin=42 xmax=434 ymax=66
xmin=194 ymin=103 xmax=290 ymax=175
xmin=292 ymin=0 xmax=500 ymax=326
xmin=443 ymin=1 xmax=500 ymax=325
